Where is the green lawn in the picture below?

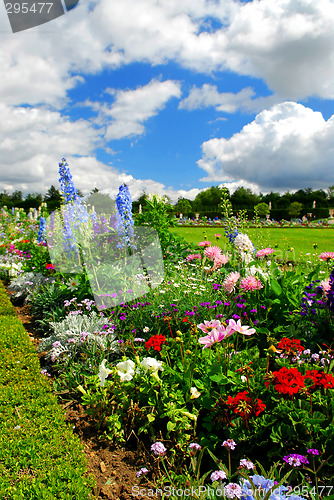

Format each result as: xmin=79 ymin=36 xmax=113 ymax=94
xmin=172 ymin=226 xmax=334 ymax=262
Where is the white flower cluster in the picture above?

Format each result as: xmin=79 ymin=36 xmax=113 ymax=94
xmin=234 ymin=233 xmax=255 ymax=264
xmin=38 ymin=311 xmax=119 ymax=363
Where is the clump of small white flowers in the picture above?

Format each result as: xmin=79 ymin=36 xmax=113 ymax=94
xmin=143 ymin=326 xmax=150 ymax=333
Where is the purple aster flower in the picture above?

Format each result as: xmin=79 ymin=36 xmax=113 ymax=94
xmin=210 ymin=470 xmax=227 ymax=482
xmin=151 ymin=442 xmax=166 ymax=456
xmin=283 ymin=454 xmax=309 ymax=467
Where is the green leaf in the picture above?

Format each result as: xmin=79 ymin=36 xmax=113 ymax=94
xmin=271 ymin=279 xmax=282 ymax=296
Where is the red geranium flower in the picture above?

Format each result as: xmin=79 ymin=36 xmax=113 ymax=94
xmin=277 ymin=337 xmax=305 ymax=355
xmin=265 ymin=367 xmax=305 ymax=396
xmin=145 ymin=334 xmax=167 ymax=352
xmin=226 ymin=390 xmax=265 ymax=420
xmin=305 ymin=369 xmax=334 ymax=390
xmin=46 ymin=263 xmax=55 ymax=270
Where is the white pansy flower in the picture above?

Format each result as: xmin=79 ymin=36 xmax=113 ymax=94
xmin=116 ymin=359 xmax=135 ymax=382
xmin=140 ymin=357 xmax=164 ymax=373
xmin=98 ymin=359 xmax=112 ymax=387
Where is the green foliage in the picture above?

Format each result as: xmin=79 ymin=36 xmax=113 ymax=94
xmin=288 ymin=202 xmax=303 ymax=218
xmin=254 ymin=202 xmax=270 ymax=217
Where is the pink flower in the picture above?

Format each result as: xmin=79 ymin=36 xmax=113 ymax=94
xmin=319 ymin=252 xmax=334 ymax=261
xmin=228 ymin=319 xmax=256 ymax=336
xmin=223 ymin=272 xmax=240 ymax=294
xmin=213 ymin=254 xmax=230 ymax=270
xmin=198 ymin=241 xmax=211 ymax=247
xmin=198 ymin=325 xmax=234 ymax=348
xmin=197 ymin=319 xmax=224 ymax=334
xmin=204 ymin=245 xmax=222 ymax=261
xmin=320 ymin=279 xmax=330 ymax=292
xmin=256 ymin=248 xmax=274 ymax=258
xmin=239 ymin=276 xmax=263 ymax=292
xmin=186 ymin=253 xmax=202 ymax=261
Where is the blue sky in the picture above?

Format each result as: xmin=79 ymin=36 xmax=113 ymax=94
xmin=0 ymin=0 xmax=334 ymax=201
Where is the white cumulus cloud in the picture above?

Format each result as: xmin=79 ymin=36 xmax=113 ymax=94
xmin=198 ymin=102 xmax=334 ymax=192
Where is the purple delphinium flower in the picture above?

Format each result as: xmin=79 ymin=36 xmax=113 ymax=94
xmin=210 ymin=470 xmax=227 ymax=482
xmin=151 ymin=442 xmax=166 ymax=456
xmin=283 ymin=454 xmax=309 ymax=467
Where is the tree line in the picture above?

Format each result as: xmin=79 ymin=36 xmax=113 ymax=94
xmin=1 ymin=185 xmax=334 ymax=220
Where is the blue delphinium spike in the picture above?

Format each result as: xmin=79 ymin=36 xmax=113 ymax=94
xmin=37 ymin=216 xmax=46 ymax=243
xmin=58 ymin=158 xmax=79 ymax=204
xmin=116 ymin=184 xmax=134 ymax=246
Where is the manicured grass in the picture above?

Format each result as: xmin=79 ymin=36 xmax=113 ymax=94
xmin=172 ymin=226 xmax=334 ymax=262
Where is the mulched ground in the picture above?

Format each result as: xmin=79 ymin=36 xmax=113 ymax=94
xmin=10 ymin=295 xmax=158 ymax=500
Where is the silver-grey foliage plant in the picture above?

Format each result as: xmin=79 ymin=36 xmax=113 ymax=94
xmin=38 ymin=311 xmax=120 ymax=363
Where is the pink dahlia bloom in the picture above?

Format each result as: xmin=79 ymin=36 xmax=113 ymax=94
xmin=198 ymin=241 xmax=211 ymax=247
xmin=256 ymin=247 xmax=274 ymax=258
xmin=186 ymin=253 xmax=202 ymax=261
xmin=223 ymin=272 xmax=240 ymax=294
xmin=212 ymin=253 xmax=230 ymax=270
xmin=239 ymin=275 xmax=263 ymax=292
xmin=227 ymin=318 xmax=256 ymax=336
xmin=204 ymin=245 xmax=222 ymax=261
xmin=319 ymin=252 xmax=334 ymax=261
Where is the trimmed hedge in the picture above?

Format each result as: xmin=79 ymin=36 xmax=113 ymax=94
xmin=0 ymin=282 xmax=95 ymax=499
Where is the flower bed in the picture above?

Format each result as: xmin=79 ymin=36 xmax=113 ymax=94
xmin=2 ymin=159 xmax=334 ymax=499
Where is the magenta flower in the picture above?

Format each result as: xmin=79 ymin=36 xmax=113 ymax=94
xmin=283 ymin=454 xmax=309 ymax=467
xmin=307 ymin=448 xmax=320 ymax=455
xmin=228 ymin=319 xmax=256 ymax=336
xmin=189 ymin=443 xmax=201 ymax=452
xmin=223 ymin=272 xmax=240 ymax=294
xmin=204 ymin=245 xmax=222 ymax=261
xmin=239 ymin=276 xmax=263 ymax=292
xmin=198 ymin=241 xmax=211 ymax=247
